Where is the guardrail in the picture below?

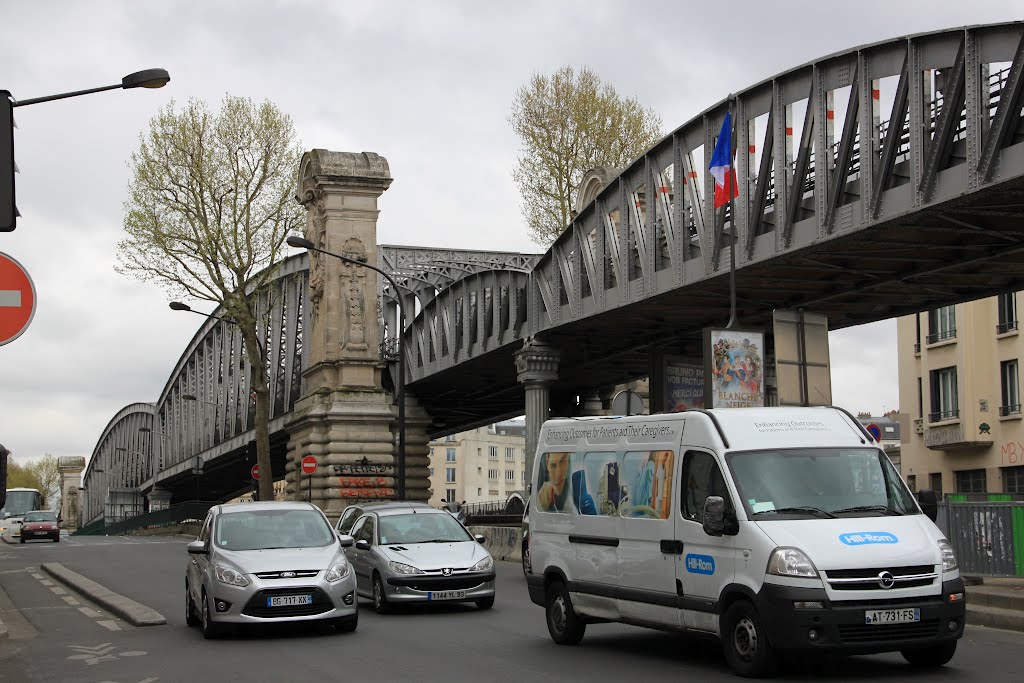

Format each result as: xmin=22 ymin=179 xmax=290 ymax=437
xmin=72 ymin=500 xmax=216 ymax=536
xmin=936 ymin=501 xmax=1024 ymax=577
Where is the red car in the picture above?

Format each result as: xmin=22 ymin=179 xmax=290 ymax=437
xmin=20 ymin=510 xmax=60 ymax=543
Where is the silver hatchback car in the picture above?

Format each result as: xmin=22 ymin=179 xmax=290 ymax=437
xmin=345 ymin=507 xmax=495 ymax=612
xmin=186 ymin=501 xmax=358 ymax=638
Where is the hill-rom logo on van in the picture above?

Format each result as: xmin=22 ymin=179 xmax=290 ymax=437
xmin=685 ymin=553 xmax=716 ymax=575
xmin=839 ymin=532 xmax=899 ymax=546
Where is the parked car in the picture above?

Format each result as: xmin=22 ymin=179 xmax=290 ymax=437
xmin=185 ymin=501 xmax=358 ymax=639
xmin=335 ymin=501 xmax=431 ymax=534
xmin=345 ymin=507 xmax=495 ymax=613
xmin=20 ymin=510 xmax=60 ymax=543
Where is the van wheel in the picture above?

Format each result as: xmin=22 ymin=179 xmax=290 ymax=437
xmin=722 ymin=600 xmax=776 ymax=678
xmin=521 ymin=539 xmax=530 ymax=576
xmin=546 ymin=581 xmax=585 ymax=645
xmin=901 ymin=641 xmax=957 ymax=667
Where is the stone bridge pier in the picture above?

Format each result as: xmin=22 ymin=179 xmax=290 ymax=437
xmin=285 ymin=150 xmax=431 ymax=515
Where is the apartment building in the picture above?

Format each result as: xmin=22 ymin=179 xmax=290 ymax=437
xmin=897 ymin=292 xmax=1024 ymax=498
xmin=427 ymin=419 xmax=527 ymax=506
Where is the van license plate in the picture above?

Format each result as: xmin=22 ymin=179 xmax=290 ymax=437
xmin=427 ymin=590 xmax=465 ymax=601
xmin=864 ymin=607 xmax=920 ymax=625
xmin=267 ymin=594 xmax=312 ymax=607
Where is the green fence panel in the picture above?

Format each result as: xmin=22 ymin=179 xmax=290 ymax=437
xmin=1014 ymin=507 xmax=1024 ymax=577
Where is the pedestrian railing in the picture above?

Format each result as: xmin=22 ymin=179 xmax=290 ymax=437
xmin=936 ymin=501 xmax=1024 ymax=578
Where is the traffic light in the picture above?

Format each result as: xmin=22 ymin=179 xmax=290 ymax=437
xmin=1 ymin=91 xmax=16 ymax=232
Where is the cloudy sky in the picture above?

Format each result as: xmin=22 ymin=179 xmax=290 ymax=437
xmin=0 ymin=2 xmax=1018 ymax=464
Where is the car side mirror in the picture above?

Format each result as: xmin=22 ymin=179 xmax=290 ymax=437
xmin=355 ymin=539 xmax=371 ymax=551
xmin=917 ymin=489 xmax=939 ymax=522
xmin=526 ymin=482 xmax=533 ymax=495
xmin=187 ymin=540 xmax=208 ymax=555
xmin=337 ymin=533 xmax=355 ymax=548
xmin=702 ymin=496 xmax=726 ymax=537
xmin=475 ymin=534 xmax=486 ymax=544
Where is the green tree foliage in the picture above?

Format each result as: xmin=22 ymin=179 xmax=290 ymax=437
xmin=509 ymin=66 xmax=663 ymax=246
xmin=117 ymin=95 xmax=303 ymax=501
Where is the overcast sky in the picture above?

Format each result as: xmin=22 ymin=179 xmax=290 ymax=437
xmin=0 ymin=2 xmax=1018 ymax=464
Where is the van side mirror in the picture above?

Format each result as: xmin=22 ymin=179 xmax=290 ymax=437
xmin=917 ymin=489 xmax=938 ymax=522
xmin=187 ymin=540 xmax=208 ymax=555
xmin=336 ymin=532 xmax=355 ymax=548
xmin=475 ymin=534 xmax=486 ymax=544
xmin=355 ymin=539 xmax=371 ymax=551
xmin=702 ymin=496 xmax=726 ymax=536
xmin=527 ymin=482 xmax=532 ymax=495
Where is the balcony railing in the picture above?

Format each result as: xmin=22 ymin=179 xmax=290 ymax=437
xmin=925 ymin=329 xmax=957 ymax=344
xmin=929 ymin=409 xmax=959 ymax=423
xmin=999 ymin=404 xmax=1022 ymax=417
xmin=997 ymin=320 xmax=1019 ymax=334
xmin=913 ymin=342 xmax=921 ymax=353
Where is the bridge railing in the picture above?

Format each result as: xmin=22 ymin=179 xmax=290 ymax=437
xmin=72 ymin=500 xmax=217 ymax=537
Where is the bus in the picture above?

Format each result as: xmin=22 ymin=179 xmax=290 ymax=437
xmin=1 ymin=488 xmax=45 ymax=538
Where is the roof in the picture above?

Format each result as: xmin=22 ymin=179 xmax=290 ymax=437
xmin=217 ymin=501 xmax=319 ymax=514
xmin=375 ymin=506 xmax=449 ymax=518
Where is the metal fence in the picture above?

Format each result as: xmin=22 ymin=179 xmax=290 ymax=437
xmin=72 ymin=501 xmax=215 ymax=537
xmin=936 ymin=502 xmax=1024 ymax=578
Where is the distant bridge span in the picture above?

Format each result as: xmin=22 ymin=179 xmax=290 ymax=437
xmin=83 ymin=23 xmax=1024 ymax=523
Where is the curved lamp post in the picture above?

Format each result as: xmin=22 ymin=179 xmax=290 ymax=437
xmin=286 ymin=235 xmax=407 ymax=501
xmin=12 ymin=69 xmax=170 ymax=107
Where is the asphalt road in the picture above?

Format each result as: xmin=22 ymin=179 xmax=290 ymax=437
xmin=1 ymin=534 xmax=1023 ymax=682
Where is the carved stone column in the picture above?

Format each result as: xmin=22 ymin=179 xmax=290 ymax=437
xmin=285 ymin=150 xmax=429 ymax=515
xmin=57 ymin=457 xmax=85 ymax=531
xmin=515 ymin=339 xmax=560 ymax=489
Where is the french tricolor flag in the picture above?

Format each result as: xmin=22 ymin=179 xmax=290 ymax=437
xmin=709 ymin=112 xmax=739 ymax=209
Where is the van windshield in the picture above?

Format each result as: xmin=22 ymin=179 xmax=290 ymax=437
xmin=726 ymin=448 xmax=919 ymax=519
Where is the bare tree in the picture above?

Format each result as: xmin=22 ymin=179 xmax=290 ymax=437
xmin=117 ymin=95 xmax=303 ymax=502
xmin=509 ymin=66 xmax=663 ymax=246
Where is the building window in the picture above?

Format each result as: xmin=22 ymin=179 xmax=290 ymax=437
xmin=505 ymin=447 xmax=516 ymax=461
xmin=488 ymin=446 xmax=498 ymax=459
xmin=1001 ymin=360 xmax=1020 ymax=416
xmin=926 ymin=306 xmax=956 ymax=344
xmin=929 ymin=473 xmax=943 ymax=498
xmin=1003 ymin=466 xmax=1024 ymax=494
xmin=446 ymin=448 xmax=456 ymax=462
xmin=917 ymin=377 xmax=923 ymax=418
xmin=488 ymin=468 xmax=498 ymax=480
xmin=446 ymin=489 xmax=456 ymax=502
xmin=998 ymin=292 xmax=1018 ymax=334
xmin=906 ymin=474 xmax=917 ymax=492
xmin=446 ymin=435 xmax=455 ymax=443
xmin=929 ymin=367 xmax=958 ymax=422
xmin=446 ymin=468 xmax=456 ymax=483
xmin=914 ymin=313 xmax=921 ymax=353
xmin=477 ymin=488 xmax=482 ymax=496
xmin=505 ymin=470 xmax=515 ymax=482
xmin=955 ymin=469 xmax=986 ymax=494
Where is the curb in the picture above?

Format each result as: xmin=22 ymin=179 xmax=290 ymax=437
xmin=41 ymin=562 xmax=166 ymax=626
xmin=0 ymin=615 xmax=7 ymax=639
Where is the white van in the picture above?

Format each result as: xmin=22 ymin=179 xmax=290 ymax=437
xmin=525 ymin=407 xmax=965 ymax=678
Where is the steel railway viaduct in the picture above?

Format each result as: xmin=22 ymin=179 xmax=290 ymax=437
xmin=80 ymin=23 xmax=1024 ymax=525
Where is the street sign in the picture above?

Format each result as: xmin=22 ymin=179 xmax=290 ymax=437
xmin=251 ymin=464 xmax=259 ymax=480
xmin=0 ymin=251 xmax=35 ymax=345
xmin=191 ymin=455 xmax=204 ymax=474
xmin=866 ymin=423 xmax=882 ymax=442
xmin=301 ymin=455 xmax=318 ymax=475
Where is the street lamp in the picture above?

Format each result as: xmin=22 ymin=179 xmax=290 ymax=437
xmin=11 ymin=69 xmax=170 ymax=108
xmin=286 ymin=234 xmax=407 ymax=501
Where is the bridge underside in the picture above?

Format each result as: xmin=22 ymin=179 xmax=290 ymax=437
xmin=412 ymin=176 xmax=1024 ymax=435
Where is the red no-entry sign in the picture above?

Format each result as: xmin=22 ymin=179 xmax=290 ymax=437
xmin=0 ymin=252 xmax=35 ymax=346
xmin=301 ymin=455 xmax=318 ymax=475
xmin=250 ymin=464 xmax=259 ymax=480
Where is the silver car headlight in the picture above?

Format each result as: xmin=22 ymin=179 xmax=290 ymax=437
xmin=214 ymin=564 xmax=250 ymax=587
xmin=470 ymin=555 xmax=493 ymax=572
xmin=388 ymin=561 xmax=423 ymax=575
xmin=325 ymin=558 xmax=350 ymax=582
xmin=938 ymin=539 xmax=958 ymax=571
xmin=767 ymin=547 xmax=818 ymax=578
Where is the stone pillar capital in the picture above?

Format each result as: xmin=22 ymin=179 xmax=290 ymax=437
xmin=515 ymin=340 xmax=560 ymax=384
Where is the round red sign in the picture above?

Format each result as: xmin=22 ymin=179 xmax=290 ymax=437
xmin=250 ymin=464 xmax=259 ymax=480
xmin=0 ymin=252 xmax=36 ymax=346
xmin=301 ymin=455 xmax=318 ymax=475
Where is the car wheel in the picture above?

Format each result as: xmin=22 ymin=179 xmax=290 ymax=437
xmin=332 ymin=613 xmax=358 ymax=633
xmin=545 ymin=581 xmax=585 ymax=645
xmin=521 ymin=539 xmax=530 ymax=576
xmin=53 ymin=535 xmax=60 ymax=543
xmin=475 ymin=596 xmax=494 ymax=610
xmin=901 ymin=641 xmax=957 ymax=668
xmin=721 ymin=600 xmax=777 ymax=678
xmin=19 ymin=536 xmax=24 ymax=544
xmin=200 ymin=590 xmax=221 ymax=639
xmin=372 ymin=573 xmax=390 ymax=614
xmin=185 ymin=582 xmax=200 ymax=627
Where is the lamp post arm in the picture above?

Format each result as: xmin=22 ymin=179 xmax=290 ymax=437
xmin=13 ymin=83 xmax=122 ymax=107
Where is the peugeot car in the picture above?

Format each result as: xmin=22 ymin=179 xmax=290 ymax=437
xmin=345 ymin=507 xmax=495 ymax=612
xmin=185 ymin=501 xmax=358 ymax=638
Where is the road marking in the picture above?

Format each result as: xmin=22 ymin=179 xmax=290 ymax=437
xmin=78 ymin=607 xmax=100 ymax=617
xmin=99 ymin=678 xmax=158 ymax=683
xmin=50 ymin=585 xmax=67 ymax=595
xmin=97 ymin=620 xmax=121 ymax=631
xmin=39 ymin=578 xmax=54 ymax=586
xmin=63 ymin=596 xmax=80 ymax=605
xmin=67 ymin=643 xmax=146 ymax=666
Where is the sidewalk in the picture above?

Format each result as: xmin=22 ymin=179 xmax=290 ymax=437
xmin=967 ymin=577 xmax=1024 ymax=633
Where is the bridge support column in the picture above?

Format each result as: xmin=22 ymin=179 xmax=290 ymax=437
xmin=515 ymin=340 xmax=560 ymax=489
xmin=57 ymin=457 xmax=85 ymax=532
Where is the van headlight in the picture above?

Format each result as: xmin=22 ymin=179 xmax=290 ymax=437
xmin=470 ymin=555 xmax=493 ymax=572
xmin=767 ymin=547 xmax=818 ymax=578
xmin=325 ymin=559 xmax=350 ymax=582
xmin=938 ymin=539 xmax=958 ymax=571
xmin=214 ymin=564 xmax=250 ymax=587
xmin=388 ymin=561 xmax=423 ymax=575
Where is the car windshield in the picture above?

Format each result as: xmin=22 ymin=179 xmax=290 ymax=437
xmin=378 ymin=512 xmax=472 ymax=545
xmin=214 ymin=509 xmax=334 ymax=551
xmin=726 ymin=447 xmax=919 ymax=518
xmin=23 ymin=511 xmax=56 ymax=523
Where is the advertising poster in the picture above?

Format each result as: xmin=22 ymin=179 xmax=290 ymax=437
xmin=705 ymin=329 xmax=765 ymax=408
xmin=664 ymin=360 xmax=704 ymax=412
